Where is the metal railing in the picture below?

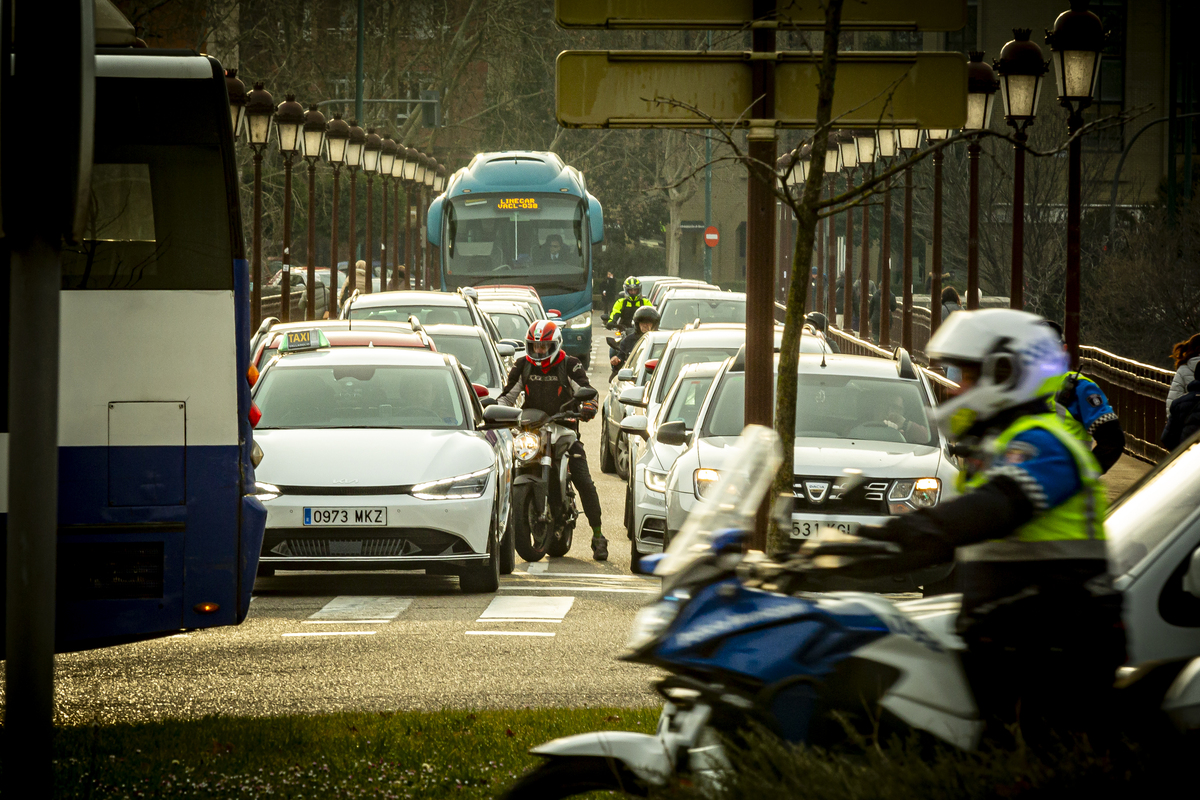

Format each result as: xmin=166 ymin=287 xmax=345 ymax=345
xmin=1079 ymin=346 xmax=1173 ymax=463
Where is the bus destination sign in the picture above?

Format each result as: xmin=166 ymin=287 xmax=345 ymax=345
xmin=497 ymin=197 xmax=539 ymax=210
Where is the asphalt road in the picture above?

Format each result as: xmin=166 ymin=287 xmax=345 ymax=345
xmin=46 ymin=321 xmax=663 ymax=726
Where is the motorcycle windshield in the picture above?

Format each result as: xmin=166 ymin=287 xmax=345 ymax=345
xmin=655 ymin=424 xmax=782 ymax=577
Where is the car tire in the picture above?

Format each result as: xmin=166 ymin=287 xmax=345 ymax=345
xmin=624 ymin=480 xmax=634 ymax=539
xmin=460 ymin=529 xmax=500 ymax=594
xmin=499 ymin=507 xmax=516 ymax=575
xmin=615 ymin=432 xmax=630 ymax=481
xmin=921 ymin=565 xmax=957 ymax=597
xmin=630 ymin=536 xmax=646 ymax=575
xmin=599 ymin=412 xmax=617 ymax=474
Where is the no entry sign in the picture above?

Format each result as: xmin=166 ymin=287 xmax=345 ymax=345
xmin=704 ymin=226 xmax=719 ymax=247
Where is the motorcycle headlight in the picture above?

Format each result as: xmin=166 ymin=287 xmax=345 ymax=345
xmin=254 ymin=481 xmax=280 ymax=502
xmin=645 ymin=468 xmax=668 ymax=493
xmin=625 ymin=599 xmax=681 ymax=652
xmin=513 ymin=432 xmax=541 ymax=462
xmin=412 ymin=467 xmax=492 ymax=500
xmin=887 ymin=477 xmax=941 ymax=514
xmin=567 ymin=311 xmax=592 ymax=329
xmin=694 ymin=468 xmax=721 ymax=500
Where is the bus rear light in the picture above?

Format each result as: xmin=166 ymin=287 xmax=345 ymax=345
xmin=247 ymin=364 xmax=259 ymax=386
xmin=249 ymin=403 xmax=262 ymax=427
xmin=193 ymin=602 xmax=220 ymax=614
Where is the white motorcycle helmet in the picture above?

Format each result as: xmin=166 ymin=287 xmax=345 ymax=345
xmin=928 ymin=308 xmax=1068 ymax=440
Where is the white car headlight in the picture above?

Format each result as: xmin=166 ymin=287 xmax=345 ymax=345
xmin=645 ymin=469 xmax=668 ymax=493
xmin=625 ymin=599 xmax=681 ymax=652
xmin=566 ymin=311 xmax=592 ymax=329
xmin=694 ymin=468 xmax=721 ymax=500
xmin=412 ymin=467 xmax=492 ymax=500
xmin=887 ymin=477 xmax=941 ymax=514
xmin=254 ymin=481 xmax=280 ymax=502
xmin=513 ymin=431 xmax=541 ymax=462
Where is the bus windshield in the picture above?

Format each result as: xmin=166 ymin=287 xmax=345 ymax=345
xmin=444 ymin=194 xmax=588 ymax=293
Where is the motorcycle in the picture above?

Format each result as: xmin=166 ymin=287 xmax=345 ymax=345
xmin=504 ymin=426 xmax=987 ymax=798
xmin=510 ymin=386 xmax=598 ymax=563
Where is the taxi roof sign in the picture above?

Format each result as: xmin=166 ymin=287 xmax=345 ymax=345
xmin=279 ymin=329 xmax=330 ymax=354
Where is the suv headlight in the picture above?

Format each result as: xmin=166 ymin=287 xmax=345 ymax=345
xmin=694 ymin=468 xmax=721 ymax=500
xmin=413 ymin=467 xmax=492 ymax=500
xmin=887 ymin=477 xmax=941 ymax=514
xmin=566 ymin=311 xmax=592 ymax=329
xmin=512 ymin=431 xmax=541 ymax=462
xmin=645 ymin=469 xmax=668 ymax=493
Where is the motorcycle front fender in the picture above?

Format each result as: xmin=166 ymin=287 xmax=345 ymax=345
xmin=529 ymin=731 xmax=673 ymax=786
xmin=512 ymin=474 xmax=547 ymax=515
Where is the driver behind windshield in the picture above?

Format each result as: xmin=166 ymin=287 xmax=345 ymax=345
xmin=879 ymin=393 xmax=930 ymax=443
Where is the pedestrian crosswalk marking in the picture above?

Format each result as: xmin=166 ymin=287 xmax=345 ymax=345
xmin=500 ymin=586 xmax=658 ymax=594
xmin=474 ymin=618 xmax=563 ymax=624
xmin=309 ymin=597 xmax=411 ymax=621
xmin=302 ymin=619 xmax=393 ymax=624
xmin=524 ymin=561 xmax=549 ymax=574
xmin=479 ymin=595 xmax=574 ymax=620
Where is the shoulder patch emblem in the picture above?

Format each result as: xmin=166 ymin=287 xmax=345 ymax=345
xmin=1087 ymin=394 xmax=1103 ymax=408
xmin=1003 ymin=440 xmax=1039 ymax=464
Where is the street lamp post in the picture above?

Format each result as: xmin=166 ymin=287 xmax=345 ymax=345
xmin=925 ymin=128 xmax=951 ymax=334
xmin=302 ymin=105 xmax=327 ymax=320
xmin=964 ymin=52 xmax=999 ymax=312
xmin=413 ymin=154 xmax=430 ymax=288
xmin=853 ymin=130 xmax=876 ymax=341
xmin=402 ymin=147 xmax=419 ymax=288
xmin=345 ymin=121 xmax=366 ymax=294
xmin=824 ymin=133 xmax=840 ymax=324
xmin=274 ymin=94 xmax=305 ymax=323
xmin=838 ymin=131 xmax=859 ymax=333
xmin=424 ymin=159 xmax=439 ymax=288
xmin=225 ymin=69 xmax=247 ymax=139
xmin=245 ymin=82 xmax=274 ymax=327
xmin=876 ymin=129 xmax=899 ymax=347
xmin=391 ymin=144 xmax=407 ymax=289
xmin=362 ymin=129 xmax=382 ymax=294
xmin=897 ymin=128 xmax=922 ymax=350
xmin=996 ymin=30 xmax=1049 ymax=312
xmin=787 ymin=145 xmax=813 ymax=311
xmin=325 ymin=114 xmax=350 ymax=313
xmin=1047 ymin=0 xmax=1105 ymax=366
xmin=379 ymin=136 xmax=397 ymax=290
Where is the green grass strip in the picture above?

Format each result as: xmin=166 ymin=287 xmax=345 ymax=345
xmin=38 ymin=707 xmax=660 ymax=798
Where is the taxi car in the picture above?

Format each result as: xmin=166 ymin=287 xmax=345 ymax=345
xmin=250 ymin=330 xmax=515 ymax=592
xmin=661 ymin=346 xmax=960 ymax=592
xmin=252 ymin=325 xmax=434 ymax=374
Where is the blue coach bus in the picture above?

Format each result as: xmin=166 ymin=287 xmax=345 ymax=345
xmin=0 ymin=50 xmax=266 ymax=651
xmin=427 ymin=151 xmax=603 ymax=367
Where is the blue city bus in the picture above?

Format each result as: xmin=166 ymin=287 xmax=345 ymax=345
xmin=427 ymin=152 xmax=603 ymax=367
xmin=0 ymin=50 xmax=266 ymax=652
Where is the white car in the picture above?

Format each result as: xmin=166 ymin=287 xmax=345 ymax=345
xmin=663 ymin=346 xmax=961 ymax=592
xmin=621 ymin=361 xmax=722 ymax=573
xmin=599 ymin=330 xmax=673 ymax=479
xmin=251 ymin=341 xmax=514 ymax=592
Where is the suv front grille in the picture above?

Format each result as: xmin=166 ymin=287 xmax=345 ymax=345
xmin=792 ymin=477 xmax=889 ymax=515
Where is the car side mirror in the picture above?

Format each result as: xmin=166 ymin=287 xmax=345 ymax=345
xmin=482 ymin=405 xmax=521 ymax=428
xmin=472 ymin=383 xmax=490 ymax=398
xmin=657 ymin=420 xmax=688 ymax=446
xmin=573 ymin=386 xmax=598 ymax=402
xmin=496 ymin=343 xmax=516 ymax=358
xmin=617 ymin=368 xmax=635 ymax=382
xmin=618 ymin=386 xmax=647 ymax=408
xmin=1184 ymin=546 xmax=1200 ymax=599
xmin=619 ymin=415 xmax=649 ymax=440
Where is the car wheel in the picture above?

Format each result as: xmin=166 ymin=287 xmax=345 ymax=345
xmin=460 ymin=528 xmax=500 ymax=593
xmin=624 ymin=480 xmax=634 ymax=539
xmin=615 ymin=432 xmax=630 ymax=480
xmin=629 ymin=536 xmax=646 ymax=575
xmin=921 ymin=564 xmax=957 ymax=597
xmin=599 ymin=412 xmax=617 ymax=474
xmin=499 ymin=506 xmax=516 ymax=575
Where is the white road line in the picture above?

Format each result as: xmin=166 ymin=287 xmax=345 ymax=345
xmin=500 ymin=586 xmax=658 ymax=594
xmin=524 ymin=561 xmax=549 ymax=574
xmin=465 ymin=631 xmax=555 ymax=637
xmin=309 ymin=597 xmax=411 ymax=621
xmin=479 ymin=595 xmax=574 ymax=620
xmin=283 ymin=631 xmax=378 ymax=637
xmin=302 ymin=619 xmax=392 ymax=625
xmin=474 ymin=618 xmax=563 ymax=624
xmin=511 ymin=571 xmax=654 ymax=581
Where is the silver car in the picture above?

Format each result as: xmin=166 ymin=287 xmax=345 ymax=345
xmin=599 ymin=330 xmax=673 ymax=480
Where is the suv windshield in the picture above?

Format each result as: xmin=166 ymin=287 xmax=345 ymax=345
xmin=656 ymin=346 xmax=742 ymax=402
xmin=662 ymin=375 xmax=716 ymax=430
xmin=349 ymin=303 xmax=473 ymax=326
xmin=255 ymin=365 xmax=466 ymax=429
xmin=659 ymin=297 xmax=745 ymax=330
xmin=704 ymin=372 xmax=935 ymax=446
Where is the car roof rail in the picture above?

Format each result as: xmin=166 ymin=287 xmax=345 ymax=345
xmin=894 ymin=346 xmax=917 ymax=379
xmin=256 ymin=317 xmax=281 ymax=338
xmin=731 ymin=344 xmax=746 ymax=372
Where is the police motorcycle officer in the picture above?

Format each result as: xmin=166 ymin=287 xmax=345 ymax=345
xmin=499 ymin=320 xmax=609 ymax=560
xmin=850 ymin=309 xmax=1125 ymax=733
xmin=609 ymin=305 xmax=660 ymax=381
xmin=1042 ymin=320 xmax=1126 ymax=474
xmin=606 ymin=277 xmax=652 ymax=331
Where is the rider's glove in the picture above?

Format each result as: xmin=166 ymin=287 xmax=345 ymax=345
xmin=578 ymin=400 xmax=598 ymax=422
xmin=858 ymin=515 xmax=954 ymax=565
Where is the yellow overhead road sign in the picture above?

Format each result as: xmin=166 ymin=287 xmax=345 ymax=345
xmin=556 ymin=51 xmax=967 ymax=129
xmin=555 ymin=0 xmax=966 ymax=31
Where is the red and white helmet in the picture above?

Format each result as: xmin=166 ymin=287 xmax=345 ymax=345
xmin=525 ymin=320 xmax=563 ymax=366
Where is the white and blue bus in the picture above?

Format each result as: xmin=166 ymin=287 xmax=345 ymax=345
xmin=0 ymin=51 xmax=266 ymax=650
xmin=427 ymin=151 xmax=604 ymax=367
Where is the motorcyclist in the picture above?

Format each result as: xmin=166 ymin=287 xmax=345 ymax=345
xmin=1043 ymin=320 xmax=1126 ymax=474
xmin=606 ymin=277 xmax=652 ymax=333
xmin=852 ymin=309 xmax=1125 ymax=734
xmin=498 ymin=320 xmax=608 ymax=561
xmin=610 ymin=305 xmax=660 ymax=379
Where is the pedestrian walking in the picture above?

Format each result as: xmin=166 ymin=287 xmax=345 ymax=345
xmin=598 ymin=270 xmax=616 ymax=311
xmin=869 ymin=283 xmax=896 ymax=344
xmin=1167 ymin=333 xmax=1200 ymax=409
xmin=338 ymin=260 xmax=368 ymax=315
xmin=1161 ymin=376 xmax=1200 ymax=451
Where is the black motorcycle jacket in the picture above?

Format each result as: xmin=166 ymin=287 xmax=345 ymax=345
xmin=498 ymin=353 xmax=595 ymax=426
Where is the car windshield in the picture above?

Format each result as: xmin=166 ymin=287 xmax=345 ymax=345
xmin=488 ymin=312 xmax=530 ymax=341
xmin=658 ymin=297 xmax=745 ymax=330
xmin=656 ymin=346 xmax=742 ymax=403
xmin=662 ymin=375 xmax=715 ymax=430
xmin=427 ymin=333 xmax=495 ymax=387
xmin=704 ymin=372 xmax=935 ymax=446
xmin=349 ymin=303 xmax=473 ymax=326
xmin=1107 ymin=439 xmax=1200 ymax=576
xmin=255 ymin=365 xmax=466 ymax=430
xmin=637 ymin=341 xmax=668 ymax=385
